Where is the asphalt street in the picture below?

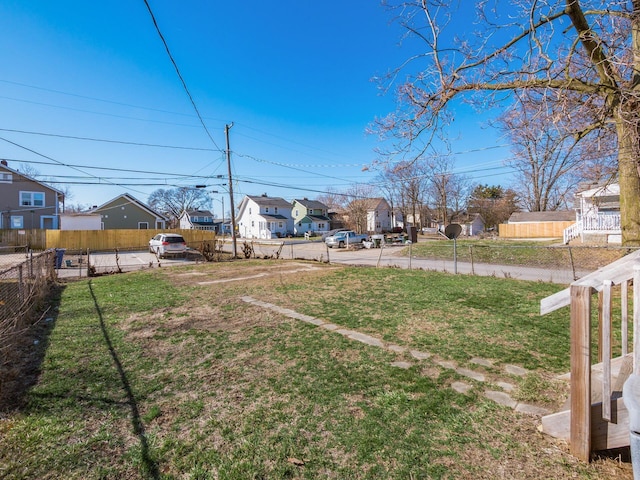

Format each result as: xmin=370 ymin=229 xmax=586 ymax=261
xmin=53 ymin=239 xmax=581 ymax=284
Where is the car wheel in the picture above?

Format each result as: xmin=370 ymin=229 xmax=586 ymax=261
xmin=339 ymin=241 xmax=345 ymax=248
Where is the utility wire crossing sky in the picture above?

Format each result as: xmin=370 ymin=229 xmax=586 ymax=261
xmin=0 ymin=1 xmax=515 ymax=209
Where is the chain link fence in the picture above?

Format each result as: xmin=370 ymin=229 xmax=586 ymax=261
xmin=1 ymin=249 xmax=57 ymax=407
xmin=407 ymin=243 xmax=638 ymax=280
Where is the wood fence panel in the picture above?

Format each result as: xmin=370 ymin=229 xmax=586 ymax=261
xmin=499 ymin=221 xmax=575 ymax=238
xmin=0 ymin=229 xmax=47 ymax=249
xmin=45 ymin=229 xmax=217 ymax=251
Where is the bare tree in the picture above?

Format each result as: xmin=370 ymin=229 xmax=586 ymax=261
xmin=148 ymin=187 xmax=210 ymax=226
xmin=378 ymin=161 xmax=431 ymax=228
xmin=315 ymin=188 xmax=346 ymax=211
xmin=498 ymin=90 xmax=617 ymax=211
xmin=343 ymin=184 xmax=379 ymax=233
xmin=377 ymin=1 xmax=640 ymax=245
xmin=424 ymin=156 xmax=471 ymax=226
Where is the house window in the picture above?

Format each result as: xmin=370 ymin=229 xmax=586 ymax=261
xmin=251 ymin=221 xmax=254 ymax=227
xmin=265 ymin=207 xmax=269 ymax=213
xmin=275 ymin=207 xmax=278 ymax=214
xmin=20 ymin=191 xmax=45 ymax=207
xmin=138 ymin=222 xmax=149 ymax=229
xmin=279 ymin=222 xmax=283 ymax=228
xmin=295 ymin=209 xmax=298 ymax=216
xmin=0 ymin=172 xmax=12 ymax=183
xmin=10 ymin=216 xmax=23 ymax=229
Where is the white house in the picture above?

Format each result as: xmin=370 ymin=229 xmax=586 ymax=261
xmin=291 ymin=198 xmax=330 ymax=236
xmin=564 ymin=183 xmax=621 ymax=244
xmin=179 ymin=209 xmax=216 ymax=230
xmin=450 ymin=213 xmax=485 ymax=236
xmin=366 ymin=198 xmax=393 ymax=233
xmin=236 ymin=195 xmax=294 ymax=239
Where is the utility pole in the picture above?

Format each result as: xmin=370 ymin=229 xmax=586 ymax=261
xmin=225 ymin=123 xmax=237 ymax=258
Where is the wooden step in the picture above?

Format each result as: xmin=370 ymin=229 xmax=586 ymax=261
xmin=542 ymin=354 xmax=634 ymax=451
xmin=541 ymin=397 xmax=630 ymax=450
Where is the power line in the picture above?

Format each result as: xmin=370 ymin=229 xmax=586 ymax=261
xmin=142 ymin=0 xmax=222 ymax=153
xmin=0 ymin=128 xmax=217 ymax=151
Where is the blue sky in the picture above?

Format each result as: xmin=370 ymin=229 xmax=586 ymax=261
xmin=0 ymin=1 xmax=513 ymax=215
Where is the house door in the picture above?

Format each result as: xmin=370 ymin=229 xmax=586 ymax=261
xmin=40 ymin=216 xmax=57 ymax=229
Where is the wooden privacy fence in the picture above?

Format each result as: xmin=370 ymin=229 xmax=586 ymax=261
xmin=499 ymin=221 xmax=575 ymax=238
xmin=0 ymin=229 xmax=46 ymax=250
xmin=45 ymin=229 xmax=217 ymax=251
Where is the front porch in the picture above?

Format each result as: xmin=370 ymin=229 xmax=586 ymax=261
xmin=563 ymin=214 xmax=621 ymax=244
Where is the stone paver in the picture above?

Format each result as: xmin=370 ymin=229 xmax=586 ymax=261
xmin=505 ymin=364 xmax=529 ymax=377
xmin=452 ymin=381 xmax=473 ymax=394
xmin=391 ymin=361 xmax=412 ymax=369
xmin=456 ymin=368 xmax=486 ymax=382
xmin=388 ymin=344 xmax=407 ymax=353
xmin=485 ymin=390 xmax=518 ymax=408
xmin=471 ymin=357 xmax=494 ymax=368
xmin=241 ymin=296 xmax=546 ymax=417
xmin=410 ymin=350 xmax=431 ymax=360
xmin=496 ymin=381 xmax=516 ymax=392
xmin=515 ymin=403 xmax=552 ymax=416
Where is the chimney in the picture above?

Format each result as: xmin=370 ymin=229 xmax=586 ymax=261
xmin=0 ymin=160 xmax=7 ymax=167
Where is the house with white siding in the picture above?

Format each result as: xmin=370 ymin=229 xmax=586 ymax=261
xmin=236 ymin=195 xmax=294 ymax=239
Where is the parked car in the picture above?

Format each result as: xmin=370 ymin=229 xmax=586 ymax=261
xmin=325 ymin=230 xmax=369 ymax=248
xmin=321 ymin=228 xmax=349 ymax=241
xmin=149 ymin=233 xmax=187 ymax=258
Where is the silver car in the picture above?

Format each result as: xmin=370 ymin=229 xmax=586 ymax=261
xmin=149 ymin=233 xmax=187 ymax=258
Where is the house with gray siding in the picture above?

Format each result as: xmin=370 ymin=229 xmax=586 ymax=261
xmin=0 ymin=159 xmax=64 ymax=229
xmin=91 ymin=193 xmax=168 ymax=230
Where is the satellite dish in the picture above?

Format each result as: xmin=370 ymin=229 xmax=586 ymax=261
xmin=444 ymin=224 xmax=462 ymax=240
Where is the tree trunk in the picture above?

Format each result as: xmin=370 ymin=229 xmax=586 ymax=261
xmin=616 ymin=117 xmax=640 ymax=246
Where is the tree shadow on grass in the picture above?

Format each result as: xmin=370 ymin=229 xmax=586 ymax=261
xmin=88 ymin=280 xmax=160 ymax=479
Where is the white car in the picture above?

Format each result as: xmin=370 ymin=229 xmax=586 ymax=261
xmin=149 ymin=233 xmax=187 ymax=258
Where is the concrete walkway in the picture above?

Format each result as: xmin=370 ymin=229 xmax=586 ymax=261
xmin=241 ymin=295 xmax=552 ymax=417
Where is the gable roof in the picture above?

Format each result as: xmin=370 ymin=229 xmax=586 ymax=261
xmin=508 ymin=211 xmax=575 ymax=223
xmin=247 ymin=195 xmax=291 ymax=208
xmin=294 ymin=198 xmax=328 ymax=210
xmin=0 ymin=161 xmax=65 ymax=197
xmin=91 ymin=193 xmax=168 ymax=220
xmin=348 ymin=197 xmax=390 ymax=211
xmin=186 ymin=209 xmax=214 ymax=217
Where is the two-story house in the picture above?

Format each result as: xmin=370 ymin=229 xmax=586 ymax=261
xmin=0 ymin=160 xmax=64 ymax=229
xmin=236 ymin=194 xmax=294 ymax=239
xmin=90 ymin=193 xmax=168 ymax=230
xmin=179 ymin=209 xmax=216 ymax=231
xmin=291 ymin=198 xmax=330 ymax=236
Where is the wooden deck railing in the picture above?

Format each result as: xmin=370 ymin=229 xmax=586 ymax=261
xmin=541 ymin=250 xmax=640 ymax=461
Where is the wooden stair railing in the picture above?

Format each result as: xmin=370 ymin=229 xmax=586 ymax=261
xmin=540 ymin=251 xmax=640 ymax=461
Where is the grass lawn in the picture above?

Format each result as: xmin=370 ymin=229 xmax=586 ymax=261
xmin=408 ymin=238 xmax=634 ymax=271
xmin=0 ymin=260 xmax=633 ymax=479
